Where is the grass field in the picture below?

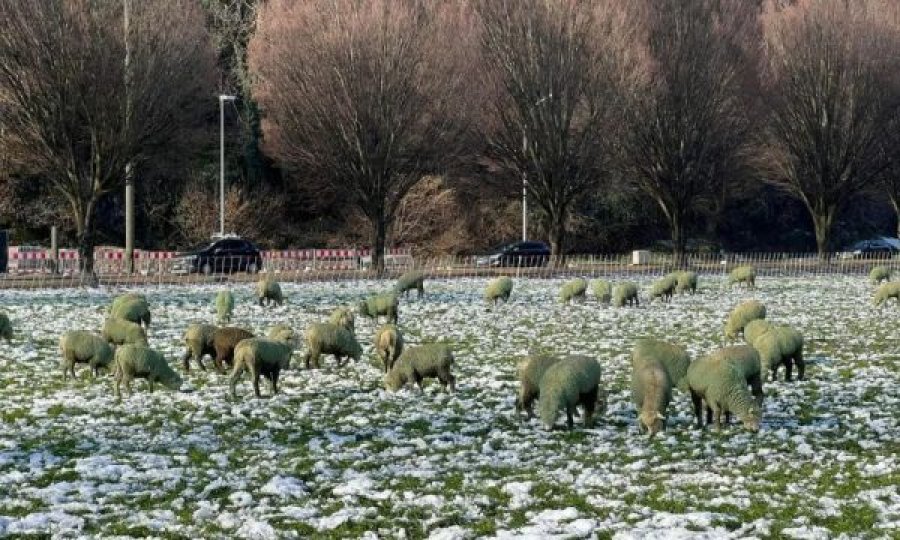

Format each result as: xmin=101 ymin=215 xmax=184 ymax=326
xmin=0 ymin=276 xmax=897 ymax=539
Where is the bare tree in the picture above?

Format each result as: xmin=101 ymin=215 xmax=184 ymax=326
xmin=249 ymin=0 xmax=476 ymax=273
xmin=620 ymin=0 xmax=759 ymax=265
xmin=759 ymin=0 xmax=900 ymax=259
xmin=0 ymin=0 xmax=216 ymax=273
xmin=475 ymin=0 xmax=639 ymax=257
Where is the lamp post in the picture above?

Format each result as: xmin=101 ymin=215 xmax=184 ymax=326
xmin=218 ymin=95 xmax=236 ymax=237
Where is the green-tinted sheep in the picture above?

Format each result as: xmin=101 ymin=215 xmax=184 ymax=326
xmin=728 ymin=265 xmax=756 ymax=289
xmin=631 ymin=338 xmax=691 ymax=393
xmin=484 ymin=276 xmax=514 ymax=305
xmin=591 ymin=279 xmax=612 ymax=304
xmin=358 ymin=293 xmax=399 ymax=324
xmin=708 ymin=345 xmax=764 ymax=411
xmin=0 ymin=311 xmax=11 ymax=342
xmin=538 ymin=355 xmax=602 ymax=430
xmin=724 ymin=300 xmax=766 ymax=340
xmin=631 ymin=357 xmax=672 ymax=438
xmin=59 ymin=330 xmax=113 ymax=380
xmin=870 ymin=265 xmax=891 ymax=285
xmin=515 ymin=353 xmax=564 ymax=418
xmin=302 ymin=322 xmax=363 ymax=369
xmin=267 ymin=324 xmax=295 ymax=342
xmin=373 ymin=324 xmax=404 ymax=373
xmin=613 ymin=282 xmax=639 ymax=307
xmin=676 ymin=271 xmax=698 ymax=295
xmin=649 ymin=274 xmax=678 ymax=303
xmin=752 ymin=325 xmax=805 ymax=382
xmin=229 ymin=330 xmax=297 ymax=399
xmin=216 ymin=290 xmax=234 ymax=324
xmin=686 ymin=353 xmax=761 ymax=432
xmin=328 ymin=307 xmax=356 ymax=334
xmin=109 ymin=295 xmax=151 ymax=328
xmin=114 ymin=344 xmax=182 ymax=398
xmin=102 ymin=317 xmax=148 ymax=348
xmin=743 ymin=319 xmax=774 ymax=347
xmin=559 ymin=278 xmax=588 ymax=303
xmin=385 ymin=344 xmax=455 ymax=392
xmin=257 ymin=276 xmax=283 ymax=307
xmin=394 ymin=270 xmax=425 ymax=298
xmin=181 ymin=324 xmax=218 ymax=372
xmin=873 ymin=281 xmax=900 ymax=307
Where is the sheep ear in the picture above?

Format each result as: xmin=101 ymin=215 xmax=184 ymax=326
xmin=656 ymin=412 xmax=665 ymax=420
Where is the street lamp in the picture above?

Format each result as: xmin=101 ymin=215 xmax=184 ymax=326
xmin=218 ymin=95 xmax=237 ymax=237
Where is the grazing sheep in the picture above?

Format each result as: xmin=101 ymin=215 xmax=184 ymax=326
xmin=538 ymin=355 xmax=603 ymax=430
xmin=385 ymin=344 xmax=455 ymax=393
xmin=212 ymin=327 xmax=254 ymax=372
xmin=373 ymin=324 xmax=404 ymax=372
xmin=328 ymin=307 xmax=356 ymax=334
xmin=515 ymin=353 xmax=564 ymax=418
xmin=873 ymin=281 xmax=900 ymax=307
xmin=752 ymin=325 xmax=805 ymax=382
xmin=686 ymin=353 xmax=761 ymax=432
xmin=559 ymin=278 xmax=588 ymax=303
xmin=870 ymin=265 xmax=891 ymax=285
xmin=728 ymin=265 xmax=756 ymax=289
xmin=109 ymin=295 xmax=151 ymax=328
xmin=676 ymin=271 xmax=698 ymax=295
xmin=708 ymin=345 xmax=764 ymax=409
xmin=358 ymin=293 xmax=399 ymax=324
xmin=229 ymin=331 xmax=297 ymax=399
xmin=0 ymin=311 xmax=11 ymax=342
xmin=181 ymin=324 xmax=218 ymax=372
xmin=394 ymin=270 xmax=425 ymax=298
xmin=591 ymin=279 xmax=612 ymax=304
xmin=114 ymin=344 xmax=182 ymax=398
xmin=484 ymin=276 xmax=514 ymax=305
xmin=101 ymin=318 xmax=148 ymax=348
xmin=631 ymin=358 xmax=672 ymax=438
xmin=216 ymin=290 xmax=235 ymax=324
xmin=257 ymin=276 xmax=283 ymax=307
xmin=59 ymin=331 xmax=114 ymax=380
xmin=743 ymin=319 xmax=774 ymax=347
xmin=612 ymin=282 xmax=640 ymax=307
xmin=302 ymin=322 xmax=363 ymax=369
xmin=724 ymin=300 xmax=766 ymax=340
xmin=631 ymin=338 xmax=691 ymax=393
xmin=649 ymin=274 xmax=678 ymax=303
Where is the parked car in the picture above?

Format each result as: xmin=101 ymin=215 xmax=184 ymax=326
xmin=839 ymin=237 xmax=900 ymax=259
xmin=475 ymin=241 xmax=551 ymax=267
xmin=171 ymin=236 xmax=263 ymax=274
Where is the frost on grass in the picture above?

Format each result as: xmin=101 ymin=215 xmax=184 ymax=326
xmin=0 ymin=277 xmax=897 ymax=538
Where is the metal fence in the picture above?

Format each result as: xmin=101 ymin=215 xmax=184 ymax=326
xmin=0 ymin=250 xmax=895 ymax=289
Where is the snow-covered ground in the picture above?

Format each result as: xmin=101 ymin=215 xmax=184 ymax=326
xmin=0 ymin=276 xmax=897 ymax=539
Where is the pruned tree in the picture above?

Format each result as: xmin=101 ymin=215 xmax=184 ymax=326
xmin=759 ymin=0 xmax=900 ymax=259
xmin=0 ymin=0 xmax=216 ymax=273
xmin=249 ymin=0 xmax=477 ymax=273
xmin=475 ymin=0 xmax=639 ymax=257
xmin=620 ymin=0 xmax=759 ymax=266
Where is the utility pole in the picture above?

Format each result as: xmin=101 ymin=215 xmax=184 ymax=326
xmin=123 ymin=0 xmax=135 ymax=273
xmin=521 ymin=133 xmax=528 ymax=242
xmin=219 ymin=95 xmax=237 ymax=237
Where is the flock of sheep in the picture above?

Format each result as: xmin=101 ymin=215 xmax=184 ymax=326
xmin=0 ymin=261 xmax=887 ymax=434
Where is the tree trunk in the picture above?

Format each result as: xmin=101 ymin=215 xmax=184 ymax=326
xmin=548 ymin=212 xmax=566 ymax=267
xmin=812 ymin=207 xmax=835 ymax=264
xmin=74 ymin=197 xmax=98 ymax=279
xmin=670 ymin=214 xmax=687 ymax=268
xmin=891 ymin=198 xmax=900 ymax=239
xmin=371 ymin=215 xmax=387 ymax=276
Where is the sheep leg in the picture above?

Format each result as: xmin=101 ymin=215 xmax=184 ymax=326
xmin=705 ymin=404 xmax=713 ymax=426
xmin=713 ymin=406 xmax=723 ymax=430
xmin=195 ymin=354 xmax=207 ymax=371
xmin=565 ymin=407 xmax=575 ymax=430
xmin=581 ymin=388 xmax=598 ymax=428
xmin=251 ymin=367 xmax=262 ymax=398
xmin=784 ymin=358 xmax=794 ymax=382
xmin=749 ymin=375 xmax=764 ymax=406
xmin=271 ymin=369 xmax=279 ymax=395
xmin=229 ymin=363 xmax=244 ymax=399
xmin=303 ymin=351 xmax=312 ymax=370
xmin=795 ymin=350 xmax=806 ymax=381
xmin=690 ymin=391 xmax=704 ymax=429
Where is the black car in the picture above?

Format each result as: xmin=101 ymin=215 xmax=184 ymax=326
xmin=840 ymin=237 xmax=900 ymax=259
xmin=476 ymin=241 xmax=551 ymax=267
xmin=172 ymin=237 xmax=263 ymax=274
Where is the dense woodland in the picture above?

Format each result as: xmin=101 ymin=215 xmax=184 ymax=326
xmin=2 ymin=0 xmax=900 ymax=270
